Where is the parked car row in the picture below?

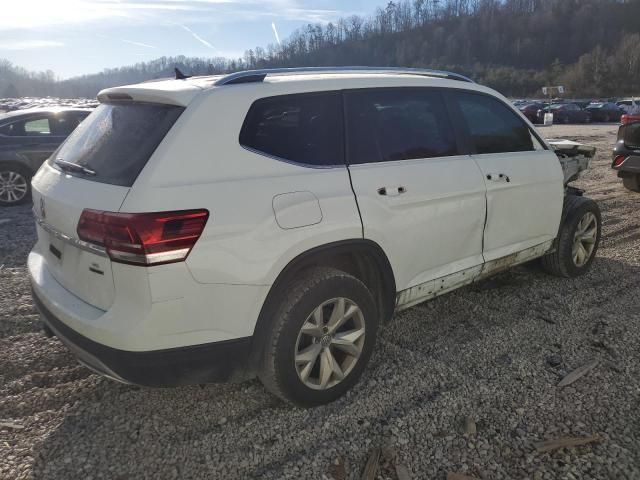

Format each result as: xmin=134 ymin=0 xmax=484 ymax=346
xmin=516 ymin=100 xmax=627 ymax=124
xmin=0 ymin=97 xmax=98 ymax=113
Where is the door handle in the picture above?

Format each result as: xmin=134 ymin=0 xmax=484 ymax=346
xmin=486 ymin=173 xmax=511 ymax=183
xmin=378 ymin=186 xmax=407 ymax=196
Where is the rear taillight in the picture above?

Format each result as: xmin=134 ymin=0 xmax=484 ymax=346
xmin=613 ymin=155 xmax=627 ymax=167
xmin=621 ymin=114 xmax=640 ymax=125
xmin=77 ymin=209 xmax=209 ymax=266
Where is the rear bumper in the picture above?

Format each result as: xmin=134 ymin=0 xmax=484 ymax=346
xmin=32 ymin=288 xmax=253 ymax=386
xmin=613 ymin=155 xmax=640 ymax=175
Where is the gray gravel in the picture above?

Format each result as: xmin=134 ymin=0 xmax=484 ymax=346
xmin=1 ymin=124 xmax=639 ymax=479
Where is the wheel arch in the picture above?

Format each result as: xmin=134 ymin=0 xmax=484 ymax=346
xmin=0 ymin=157 xmax=35 ymax=176
xmin=249 ymin=239 xmax=396 ymax=367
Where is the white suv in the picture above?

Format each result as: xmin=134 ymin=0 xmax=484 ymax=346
xmin=28 ymin=67 xmax=601 ymax=406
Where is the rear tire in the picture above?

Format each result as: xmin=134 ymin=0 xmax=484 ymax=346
xmin=258 ymin=267 xmax=378 ymax=407
xmin=622 ymin=175 xmax=640 ymax=192
xmin=541 ymin=196 xmax=601 ymax=278
xmin=0 ymin=164 xmax=31 ymax=207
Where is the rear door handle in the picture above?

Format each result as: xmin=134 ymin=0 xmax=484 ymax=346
xmin=378 ymin=186 xmax=407 ymax=196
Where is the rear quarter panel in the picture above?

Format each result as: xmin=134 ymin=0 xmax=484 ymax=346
xmin=120 ymin=85 xmax=363 ymax=287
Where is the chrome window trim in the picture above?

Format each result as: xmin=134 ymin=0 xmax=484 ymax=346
xmin=34 ymin=210 xmax=108 ymax=258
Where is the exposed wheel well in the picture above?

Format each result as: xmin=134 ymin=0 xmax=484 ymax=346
xmin=249 ymin=240 xmax=396 ymax=369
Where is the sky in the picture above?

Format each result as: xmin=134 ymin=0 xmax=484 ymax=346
xmin=1 ymin=0 xmax=385 ymax=79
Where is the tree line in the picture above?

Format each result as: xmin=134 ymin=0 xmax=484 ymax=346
xmin=2 ymin=0 xmax=640 ymax=99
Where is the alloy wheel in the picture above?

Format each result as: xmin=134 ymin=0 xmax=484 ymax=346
xmin=294 ymin=297 xmax=365 ymax=390
xmin=0 ymin=170 xmax=28 ymax=204
xmin=572 ymin=212 xmax=598 ymax=267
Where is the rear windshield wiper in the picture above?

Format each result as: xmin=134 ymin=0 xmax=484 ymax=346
xmin=55 ymin=159 xmax=97 ymax=176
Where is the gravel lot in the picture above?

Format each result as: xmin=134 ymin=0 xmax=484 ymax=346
xmin=1 ymin=124 xmax=639 ymax=480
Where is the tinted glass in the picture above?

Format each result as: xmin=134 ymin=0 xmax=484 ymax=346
xmin=346 ymin=89 xmax=457 ymax=164
xmin=51 ymin=103 xmax=183 ymax=186
xmin=454 ymin=92 xmax=534 ymax=154
xmin=239 ymin=92 xmax=343 ymax=166
xmin=51 ymin=113 xmax=87 ymax=136
xmin=623 ymin=122 xmax=640 ymax=149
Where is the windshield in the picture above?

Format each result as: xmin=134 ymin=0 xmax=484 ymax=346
xmin=51 ymin=102 xmax=183 ymax=187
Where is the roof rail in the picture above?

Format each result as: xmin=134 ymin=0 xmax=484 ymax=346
xmin=214 ymin=66 xmax=474 ymax=86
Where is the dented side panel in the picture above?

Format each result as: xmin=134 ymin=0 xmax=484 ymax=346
xmin=396 ymin=240 xmax=553 ymax=311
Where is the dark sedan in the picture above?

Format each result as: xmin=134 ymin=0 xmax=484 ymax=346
xmin=537 ymin=103 xmax=591 ymax=124
xmin=518 ymin=102 xmax=546 ymax=123
xmin=585 ymin=102 xmax=624 ymax=122
xmin=0 ymin=108 xmax=91 ymax=206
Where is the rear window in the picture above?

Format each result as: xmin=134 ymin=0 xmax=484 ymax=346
xmin=239 ymin=92 xmax=344 ymax=166
xmin=51 ymin=103 xmax=183 ymax=186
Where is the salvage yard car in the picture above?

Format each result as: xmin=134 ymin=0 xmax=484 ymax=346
xmin=518 ymin=101 xmax=546 ymax=123
xmin=0 ymin=107 xmax=91 ymax=206
xmin=536 ymin=103 xmax=591 ymax=124
xmin=616 ymin=98 xmax=640 ymax=115
xmin=585 ymin=102 xmax=624 ymax=122
xmin=612 ymin=114 xmax=640 ymax=192
xmin=28 ymin=67 xmax=601 ymax=407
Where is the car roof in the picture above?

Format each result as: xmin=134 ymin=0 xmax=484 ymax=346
xmin=98 ymin=67 xmax=489 ymax=107
xmin=0 ymin=107 xmax=92 ymax=121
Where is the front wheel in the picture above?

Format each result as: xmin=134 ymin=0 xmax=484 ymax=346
xmin=541 ymin=196 xmax=601 ymax=277
xmin=258 ymin=267 xmax=378 ymax=407
xmin=0 ymin=164 xmax=31 ymax=206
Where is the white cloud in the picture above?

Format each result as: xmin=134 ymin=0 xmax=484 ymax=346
xmin=179 ymin=24 xmax=214 ymax=49
xmin=0 ymin=40 xmax=65 ymax=50
xmin=122 ymin=39 xmax=157 ymax=48
xmin=271 ymin=22 xmax=281 ymax=45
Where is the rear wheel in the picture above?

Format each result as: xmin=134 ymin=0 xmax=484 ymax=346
xmin=541 ymin=196 xmax=601 ymax=277
xmin=0 ymin=164 xmax=31 ymax=206
xmin=258 ymin=267 xmax=378 ymax=407
xmin=622 ymin=174 xmax=640 ymax=192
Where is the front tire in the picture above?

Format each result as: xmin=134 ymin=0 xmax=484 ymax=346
xmin=622 ymin=175 xmax=640 ymax=192
xmin=541 ymin=196 xmax=601 ymax=277
xmin=0 ymin=164 xmax=31 ymax=206
xmin=258 ymin=267 xmax=378 ymax=407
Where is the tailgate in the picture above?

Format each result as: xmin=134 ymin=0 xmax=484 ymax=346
xmin=32 ymin=163 xmax=129 ymax=310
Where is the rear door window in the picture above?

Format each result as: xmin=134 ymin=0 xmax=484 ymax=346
xmin=452 ymin=92 xmax=534 ymax=154
xmin=24 ymin=118 xmax=51 ymax=135
xmin=0 ymin=116 xmax=51 ymax=136
xmin=239 ymin=92 xmax=344 ymax=166
xmin=51 ymin=103 xmax=183 ymax=186
xmin=345 ymin=88 xmax=457 ymax=164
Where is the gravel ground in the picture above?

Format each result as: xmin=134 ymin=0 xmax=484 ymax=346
xmin=1 ymin=124 xmax=639 ymax=480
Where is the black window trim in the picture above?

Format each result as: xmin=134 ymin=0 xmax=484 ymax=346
xmin=238 ymin=90 xmax=347 ymax=170
xmin=443 ymin=88 xmax=549 ymax=155
xmin=238 ymin=86 xmax=549 ymax=169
